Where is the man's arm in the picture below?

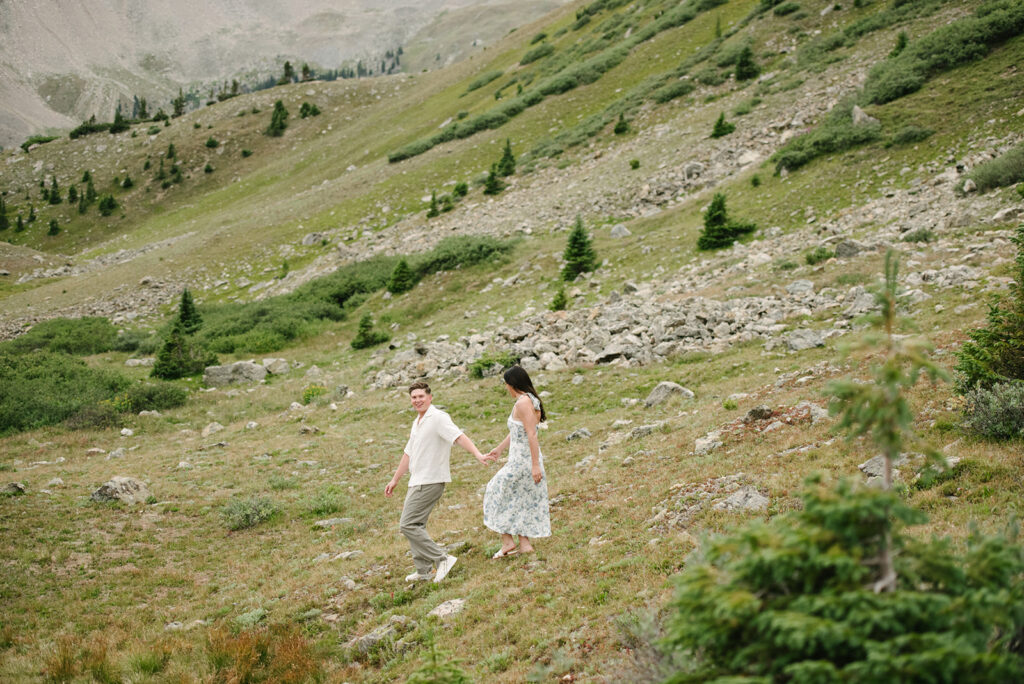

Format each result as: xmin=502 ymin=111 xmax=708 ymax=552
xmin=454 ymin=433 xmax=491 ymax=464
xmin=385 ymin=452 xmax=411 ymax=497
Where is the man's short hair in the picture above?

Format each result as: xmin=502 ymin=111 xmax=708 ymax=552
xmin=408 ymin=381 xmax=431 ymax=395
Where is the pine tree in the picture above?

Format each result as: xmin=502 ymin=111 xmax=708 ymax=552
xmin=697 ymin=193 xmax=756 ymax=250
xmin=301 ymin=63 xmax=312 ymax=81
xmin=67 ymin=185 xmax=78 ymax=203
xmin=109 ymin=109 xmax=129 ymax=134
xmin=266 ymin=100 xmax=289 ymax=136
xmin=86 ymin=179 xmax=97 ymax=204
xmin=47 ymin=219 xmax=60 ymax=236
xmin=0 ymin=197 xmax=8 ymax=231
xmin=280 ymin=61 xmax=295 ymax=85
xmin=550 ymin=286 xmax=568 ymax=311
xmin=138 ymin=97 xmax=149 ymax=120
xmin=613 ymin=113 xmax=629 ymax=135
xmin=81 ymin=170 xmax=91 ymax=184
xmin=122 ymin=175 xmax=133 ymax=189
xmin=734 ymin=45 xmax=759 ymax=81
xmin=166 ymin=143 xmax=176 ymax=159
xmin=710 ymin=112 xmax=736 ymax=138
xmin=426 ymin=192 xmax=440 ymax=218
xmin=497 ymin=139 xmax=516 ymax=177
xmin=890 ymin=31 xmax=909 ymax=58
xmin=151 ymin=320 xmax=217 ymax=380
xmin=351 ymin=313 xmax=390 ymax=349
xmin=78 ymin=194 xmax=87 ymax=215
xmin=28 ymin=206 xmax=36 ymax=223
xmin=483 ymin=164 xmax=506 ymax=195
xmin=172 ymin=88 xmax=186 ymax=117
xmin=955 ymin=225 xmax=1024 ymax=391
xmin=98 ymin=195 xmax=118 ymax=216
xmin=714 ymin=15 xmax=722 ymax=39
xmin=387 ymin=258 xmax=416 ymax=294
xmin=15 ymin=214 xmax=25 ymax=232
xmin=561 ymin=216 xmax=598 ymax=281
xmin=49 ymin=177 xmax=62 ymax=204
xmin=177 ymin=289 xmax=202 ymax=335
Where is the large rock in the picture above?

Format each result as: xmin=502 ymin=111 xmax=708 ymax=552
xmin=851 ymin=105 xmax=880 ymax=128
xmin=91 ymin=476 xmax=151 ymax=505
xmin=834 ymin=240 xmax=864 ymax=259
xmin=713 ymin=486 xmax=769 ymax=512
xmin=785 ymin=279 xmax=815 ymax=295
xmin=203 ymin=361 xmax=267 ymax=386
xmin=695 ymin=431 xmax=723 ymax=455
xmin=3 ymin=482 xmax=27 ymax=496
xmin=610 ymin=223 xmax=632 ymax=238
xmin=785 ymin=329 xmax=825 ymax=351
xmin=428 ymin=598 xmax=466 ymax=619
xmin=644 ymin=381 xmax=695 ymax=407
xmin=262 ymin=358 xmax=290 ymax=375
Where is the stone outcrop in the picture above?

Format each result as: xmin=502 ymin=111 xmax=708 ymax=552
xmin=203 ymin=361 xmax=267 ymax=386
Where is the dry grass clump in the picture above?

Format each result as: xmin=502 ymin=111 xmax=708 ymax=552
xmin=206 ymin=623 xmax=318 ymax=684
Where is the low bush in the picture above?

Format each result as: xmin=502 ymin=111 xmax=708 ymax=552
xmin=69 ymin=118 xmax=112 ymax=139
xmin=125 ymin=383 xmax=188 ymax=412
xmin=64 ymin=403 xmax=123 ymax=431
xmin=465 ymin=71 xmax=504 ymax=94
xmin=301 ymin=385 xmax=326 ymax=405
xmin=901 ymin=228 xmax=935 ymax=243
xmin=304 ymin=486 xmax=347 ymax=516
xmin=0 ymin=350 xmax=131 ymax=435
xmin=1 ymin=316 xmax=117 ymax=355
xmin=772 ymin=96 xmax=881 ymax=173
xmin=630 ymin=159 xmax=640 ymax=170
xmin=651 ymin=79 xmax=694 ymax=104
xmin=965 ymin=143 xmax=1024 ymax=192
xmin=469 ymin=352 xmax=519 ymax=379
xmin=21 ymin=135 xmax=58 ymax=152
xmin=97 ymin=195 xmax=118 ymax=216
xmin=205 ymin=137 xmax=218 ymax=148
xmin=805 ymin=245 xmax=834 ymax=265
xmin=963 ymin=381 xmax=1024 ymax=440
xmin=221 ymin=495 xmax=278 ymax=531
xmin=773 ymin=2 xmax=800 ymax=16
xmin=520 ymin=43 xmax=555 ymax=66
xmin=888 ymin=124 xmax=935 ymax=147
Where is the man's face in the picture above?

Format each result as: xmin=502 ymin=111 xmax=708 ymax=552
xmin=410 ymin=389 xmax=432 ymax=414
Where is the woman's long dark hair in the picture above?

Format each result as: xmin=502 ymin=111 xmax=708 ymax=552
xmin=504 ymin=365 xmax=546 ymax=422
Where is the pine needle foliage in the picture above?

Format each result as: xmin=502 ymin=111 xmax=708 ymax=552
xmin=955 ymin=225 xmax=1024 ymax=392
xmin=151 ymin=320 xmax=218 ymax=380
xmin=387 ymin=259 xmax=416 ymax=295
xmin=351 ymin=313 xmax=390 ymax=350
xmin=696 ymin=193 xmax=756 ymax=250
xmin=497 ymin=138 xmax=516 ymax=177
xmin=483 ymin=164 xmax=506 ymax=195
xmin=177 ymin=289 xmax=202 ymax=335
xmin=406 ymin=634 xmax=470 ymax=684
xmin=710 ymin=112 xmax=735 ymax=138
xmin=734 ymin=45 xmax=759 ymax=80
xmin=266 ymin=100 xmax=289 ymax=137
xmin=663 ymin=477 xmax=1024 ymax=682
xmin=550 ymin=287 xmax=568 ymax=311
xmin=561 ymin=216 xmax=598 ymax=281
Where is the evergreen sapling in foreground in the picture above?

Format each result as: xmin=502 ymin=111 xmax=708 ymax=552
xmin=351 ymin=313 xmax=390 ymax=350
xmin=387 ymin=258 xmax=416 ymax=294
xmin=710 ymin=112 xmax=735 ymax=138
xmin=176 ymin=289 xmax=202 ymax=335
xmin=497 ymin=138 xmax=516 ymax=177
xmin=483 ymin=164 xmax=506 ymax=195
xmin=696 ymin=193 xmax=756 ymax=250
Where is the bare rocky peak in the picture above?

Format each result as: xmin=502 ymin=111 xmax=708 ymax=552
xmin=0 ymin=0 xmax=570 ymax=147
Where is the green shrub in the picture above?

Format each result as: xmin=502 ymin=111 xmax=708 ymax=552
xmin=406 ymin=637 xmax=470 ymax=684
xmin=661 ymin=478 xmax=1024 ymax=681
xmin=97 ymin=194 xmax=118 ymax=216
xmin=862 ymin=0 xmax=1024 ymax=105
xmin=901 ymin=228 xmax=935 ymax=243
xmin=469 ymin=352 xmax=518 ymax=379
xmin=630 ymin=159 xmax=640 ymax=170
xmin=965 ymin=143 xmax=1024 ymax=192
xmin=0 ymin=350 xmax=131 ymax=435
xmin=388 ymin=258 xmax=416 ymax=294
xmin=64 ymin=402 xmax=124 ymax=431
xmin=151 ymin=322 xmax=218 ymax=380
xmin=964 ymin=382 xmax=1024 ymax=440
xmin=304 ymin=486 xmax=347 ymax=516
xmin=465 ymin=70 xmax=504 ymax=94
xmin=805 ymin=245 xmax=834 ymax=265
xmin=299 ymin=102 xmax=321 ymax=118
xmin=221 ymin=496 xmax=278 ymax=530
xmin=550 ymin=287 xmax=568 ymax=311
xmin=751 ymin=174 xmax=761 ymax=187
xmin=697 ymin=194 xmax=756 ymax=250
xmin=772 ymin=96 xmax=881 ymax=173
xmin=1 ymin=316 xmax=118 ymax=355
xmin=520 ymin=43 xmax=555 ymax=66
xmin=205 ymin=137 xmax=218 ymax=148
xmin=773 ymin=2 xmax=800 ymax=16
xmin=266 ymin=100 xmax=289 ymax=137
xmin=204 ymin=163 xmax=214 ymax=174
xmin=651 ymin=79 xmax=695 ymax=104
xmin=722 ymin=398 xmax=738 ymax=410
xmin=125 ymin=383 xmax=188 ymax=412
xmin=955 ymin=226 xmax=1024 ymax=391
xmin=734 ymin=46 xmax=760 ymax=81
xmin=694 ymin=65 xmax=727 ymax=86
xmin=351 ymin=313 xmax=389 ymax=350
xmin=530 ymin=32 xmax=548 ymax=45
xmin=888 ymin=124 xmax=935 ymax=147
xmin=302 ymin=385 xmax=327 ymax=405
xmin=241 ymin=149 xmax=253 ymax=158
xmin=69 ymin=118 xmax=112 ymax=139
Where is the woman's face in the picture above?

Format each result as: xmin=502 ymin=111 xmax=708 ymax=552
xmin=504 ymin=382 xmax=516 ymax=397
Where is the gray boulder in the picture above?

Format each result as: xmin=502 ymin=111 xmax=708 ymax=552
xmin=785 ymin=329 xmax=825 ymax=351
xmin=610 ymin=223 xmax=632 ymax=238
xmin=3 ymin=482 xmax=27 ymax=496
xmin=644 ymin=381 xmax=695 ymax=407
xmin=695 ymin=432 xmax=723 ymax=455
xmin=744 ymin=405 xmax=774 ymax=422
xmin=834 ymin=240 xmax=864 ymax=259
xmin=713 ymin=486 xmax=769 ymax=512
xmin=566 ymin=428 xmax=592 ymax=441
xmin=203 ymin=361 xmax=267 ymax=386
xmin=91 ymin=476 xmax=151 ymax=505
xmin=851 ymin=105 xmax=880 ymax=128
xmin=428 ymin=598 xmax=466 ymax=619
xmin=262 ymin=358 xmax=290 ymax=375
xmin=785 ymin=279 xmax=815 ymax=295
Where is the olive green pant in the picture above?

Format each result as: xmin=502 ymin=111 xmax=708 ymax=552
xmin=399 ymin=483 xmax=447 ymax=575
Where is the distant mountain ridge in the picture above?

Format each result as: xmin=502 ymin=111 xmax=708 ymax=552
xmin=0 ymin=0 xmax=570 ymax=148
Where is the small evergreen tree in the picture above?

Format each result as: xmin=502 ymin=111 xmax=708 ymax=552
xmin=266 ymin=100 xmax=289 ymax=137
xmin=156 ymin=159 xmax=167 ymax=181
xmin=109 ymin=109 xmax=129 ymax=134
xmin=955 ymin=225 xmax=1024 ymax=391
xmin=483 ymin=164 xmax=506 ymax=195
xmin=151 ymin=320 xmax=217 ymax=380
xmin=15 ymin=214 xmax=25 ymax=232
xmin=613 ymin=113 xmax=629 ymax=135
xmin=47 ymin=219 xmax=60 ymax=236
xmin=177 ymin=289 xmax=202 ymax=335
xmin=561 ymin=216 xmax=598 ymax=281
xmin=205 ymin=136 xmax=218 ymax=148
xmin=121 ymin=175 xmax=133 ymax=189
xmin=710 ymin=112 xmax=736 ymax=138
xmin=734 ymin=45 xmax=760 ymax=81
xmin=714 ymin=15 xmax=722 ymax=39
xmin=97 ymin=195 xmax=118 ymax=216
xmin=204 ymin=163 xmax=214 ymax=174
xmin=49 ymin=177 xmax=62 ymax=204
xmin=426 ymin=192 xmax=440 ymax=218
xmin=86 ymin=179 xmax=97 ymax=203
xmin=301 ymin=63 xmax=312 ymax=81
xmin=440 ymin=194 xmax=455 ymax=213
xmin=137 ymin=97 xmax=149 ymax=120
xmin=496 ymin=138 xmax=516 ymax=177
xmin=166 ymin=143 xmax=176 ymax=159
xmin=550 ymin=286 xmax=568 ymax=311
xmin=28 ymin=206 xmax=36 ymax=223
xmin=67 ymin=185 xmax=78 ymax=203
xmin=81 ymin=170 xmax=91 ymax=183
xmin=172 ymin=88 xmax=186 ymax=117
xmin=453 ymin=181 xmax=468 ymax=197
xmin=351 ymin=313 xmax=390 ymax=349
xmin=890 ymin=31 xmax=909 ymax=58
xmin=0 ymin=197 xmax=7 ymax=231
xmin=697 ymin=193 xmax=756 ymax=250
xmin=78 ymin=194 xmax=87 ymax=214
xmin=387 ymin=258 xmax=416 ymax=294
xmin=299 ymin=102 xmax=321 ymax=118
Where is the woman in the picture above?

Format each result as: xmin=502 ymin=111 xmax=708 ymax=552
xmin=483 ymin=365 xmax=551 ymax=556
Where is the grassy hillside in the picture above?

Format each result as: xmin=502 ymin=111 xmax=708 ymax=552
xmin=1 ymin=0 xmax=1023 ymax=681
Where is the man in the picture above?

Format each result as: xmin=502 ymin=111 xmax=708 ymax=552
xmin=385 ymin=381 xmax=491 ymax=583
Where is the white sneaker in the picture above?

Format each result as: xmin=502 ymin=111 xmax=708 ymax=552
xmin=433 ymin=555 xmax=458 ymax=583
xmin=405 ymin=570 xmax=433 ymax=582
